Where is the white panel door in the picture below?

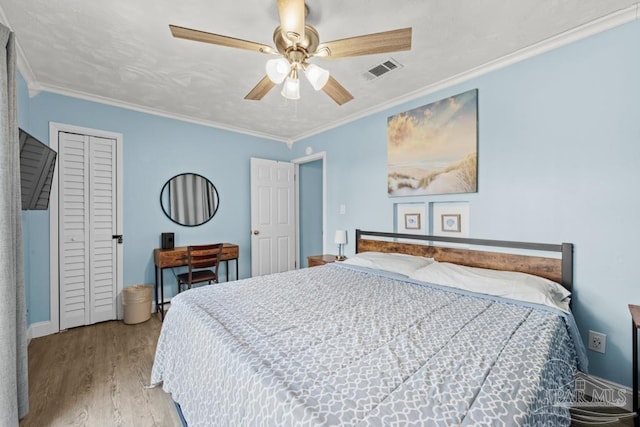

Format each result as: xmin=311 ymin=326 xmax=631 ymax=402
xmin=250 ymin=158 xmax=295 ymax=276
xmin=59 ymin=132 xmax=118 ymax=329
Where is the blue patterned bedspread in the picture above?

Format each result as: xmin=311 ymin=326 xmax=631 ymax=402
xmin=151 ymin=264 xmax=583 ymax=426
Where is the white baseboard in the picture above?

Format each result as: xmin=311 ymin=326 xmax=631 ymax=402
xmin=576 ymin=372 xmax=638 ymax=412
xmin=26 ymin=300 xmax=164 ymax=340
xmin=27 ymin=320 xmax=55 ymax=340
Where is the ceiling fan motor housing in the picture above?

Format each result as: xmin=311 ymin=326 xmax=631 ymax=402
xmin=273 ymin=25 xmax=320 ymax=59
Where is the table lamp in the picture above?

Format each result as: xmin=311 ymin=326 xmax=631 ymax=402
xmin=334 ymin=230 xmax=347 ymax=261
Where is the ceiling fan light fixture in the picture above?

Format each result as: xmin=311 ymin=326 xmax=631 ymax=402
xmin=170 ymin=2 xmax=411 ymax=106
xmin=281 ymin=69 xmax=300 ymax=100
xmin=265 ymin=57 xmax=291 ymax=84
xmin=304 ymin=63 xmax=330 ymax=90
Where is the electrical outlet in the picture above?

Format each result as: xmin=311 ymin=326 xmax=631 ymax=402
xmin=588 ymin=330 xmax=606 ymax=353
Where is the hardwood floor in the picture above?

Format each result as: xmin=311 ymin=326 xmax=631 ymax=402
xmin=19 ymin=315 xmax=181 ymax=427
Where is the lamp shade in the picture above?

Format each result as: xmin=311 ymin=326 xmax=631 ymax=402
xmin=265 ymin=58 xmax=291 ymax=84
xmin=334 ymin=230 xmax=347 ymax=245
xmin=281 ymin=75 xmax=300 ymax=100
xmin=304 ymin=64 xmax=330 ymax=91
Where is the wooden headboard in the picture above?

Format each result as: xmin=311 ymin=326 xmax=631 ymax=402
xmin=355 ymin=229 xmax=574 ymax=292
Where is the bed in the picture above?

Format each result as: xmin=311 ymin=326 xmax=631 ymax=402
xmin=151 ymin=229 xmax=587 ymax=426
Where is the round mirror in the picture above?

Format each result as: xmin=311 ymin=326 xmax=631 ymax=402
xmin=160 ymin=173 xmax=219 ymax=227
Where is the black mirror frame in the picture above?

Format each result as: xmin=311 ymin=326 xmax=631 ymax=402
xmin=159 ymin=172 xmax=220 ymax=227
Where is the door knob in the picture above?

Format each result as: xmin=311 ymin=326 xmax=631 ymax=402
xmin=252 ymin=230 xmax=260 ymax=235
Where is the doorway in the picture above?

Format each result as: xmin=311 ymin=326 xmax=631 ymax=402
xmin=293 ymin=152 xmax=326 ymax=268
xmin=249 ymin=153 xmax=326 ymax=275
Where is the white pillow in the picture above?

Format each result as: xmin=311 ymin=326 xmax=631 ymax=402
xmin=340 ymin=251 xmax=435 ymax=276
xmin=409 ymin=262 xmax=571 ymax=312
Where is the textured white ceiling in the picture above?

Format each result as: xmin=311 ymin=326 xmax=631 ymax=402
xmin=0 ymin=0 xmax=636 ymax=142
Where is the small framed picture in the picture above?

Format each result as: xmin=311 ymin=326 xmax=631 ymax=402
xmin=441 ymin=214 xmax=461 ymax=232
xmin=396 ymin=203 xmax=426 ymax=235
xmin=404 ymin=213 xmax=421 ymax=230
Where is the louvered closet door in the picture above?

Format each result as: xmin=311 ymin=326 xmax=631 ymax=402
xmin=59 ymin=132 xmax=117 ymax=329
xmin=88 ymin=137 xmax=117 ymax=324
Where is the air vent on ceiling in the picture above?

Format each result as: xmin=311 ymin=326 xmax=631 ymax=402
xmin=363 ymin=58 xmax=403 ymax=81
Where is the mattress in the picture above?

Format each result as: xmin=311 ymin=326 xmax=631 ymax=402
xmin=151 ymin=263 xmax=585 ymax=426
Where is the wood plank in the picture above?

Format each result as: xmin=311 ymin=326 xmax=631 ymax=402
xmin=19 ymin=318 xmax=181 ymax=426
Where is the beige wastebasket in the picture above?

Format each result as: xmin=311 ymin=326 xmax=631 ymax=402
xmin=122 ymin=284 xmax=152 ymax=324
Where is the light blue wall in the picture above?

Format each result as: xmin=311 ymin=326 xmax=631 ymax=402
xmin=299 ymin=159 xmax=323 ymax=267
xmin=291 ymin=21 xmax=640 ymax=388
xmin=18 ymin=19 xmax=640 ymax=389
xmin=19 ymin=88 xmax=290 ymax=324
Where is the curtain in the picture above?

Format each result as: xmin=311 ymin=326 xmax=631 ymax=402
xmin=0 ymin=23 xmax=29 ymax=422
xmin=170 ymin=174 xmax=192 ymax=224
xmin=169 ymin=174 xmax=215 ymax=225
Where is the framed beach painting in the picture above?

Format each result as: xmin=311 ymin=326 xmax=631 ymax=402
xmin=387 ymin=89 xmax=478 ymax=196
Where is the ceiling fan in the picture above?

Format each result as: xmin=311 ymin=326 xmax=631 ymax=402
xmin=169 ymin=0 xmax=412 ymax=105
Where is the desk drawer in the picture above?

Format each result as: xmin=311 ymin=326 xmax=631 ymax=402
xmin=155 ymin=244 xmax=239 ymax=269
xmin=155 ymin=249 xmax=187 ymax=268
xmin=221 ymin=245 xmax=239 ymax=260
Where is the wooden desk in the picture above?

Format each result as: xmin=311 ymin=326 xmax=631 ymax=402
xmin=630 ymin=304 xmax=640 ymax=427
xmin=154 ymin=243 xmax=239 ymax=319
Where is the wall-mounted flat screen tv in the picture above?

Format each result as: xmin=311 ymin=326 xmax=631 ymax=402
xmin=19 ymin=128 xmax=57 ymax=210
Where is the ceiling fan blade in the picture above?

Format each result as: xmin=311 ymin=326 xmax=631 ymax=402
xmin=322 ymin=76 xmax=354 ymax=106
xmin=244 ymin=76 xmax=277 ymax=101
xmin=316 ymin=27 xmax=412 ymax=59
xmin=277 ymin=0 xmax=306 ymax=43
xmin=170 ymin=25 xmax=275 ymax=54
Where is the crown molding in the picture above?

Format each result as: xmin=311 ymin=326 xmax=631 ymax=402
xmin=0 ymin=0 xmax=289 ymax=144
xmin=0 ymin=3 xmax=41 ymax=96
xmin=14 ymin=41 xmax=39 ymax=96
xmin=35 ymin=82 xmax=290 ymax=144
xmin=3 ymin=3 xmax=637 ymax=145
xmin=290 ymin=3 xmax=639 ymax=142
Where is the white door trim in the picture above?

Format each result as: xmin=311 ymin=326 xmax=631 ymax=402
xmin=48 ymin=122 xmax=123 ymax=335
xmin=292 ymin=152 xmax=327 ymax=267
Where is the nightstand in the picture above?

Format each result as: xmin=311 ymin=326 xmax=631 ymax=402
xmin=629 ymin=304 xmax=640 ymax=427
xmin=307 ymin=254 xmax=339 ymax=267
